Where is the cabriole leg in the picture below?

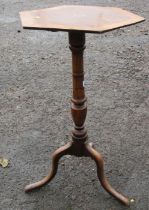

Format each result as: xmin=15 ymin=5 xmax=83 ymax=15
xmin=85 ymin=143 xmax=130 ymax=206
xmin=25 ymin=143 xmax=72 ymax=192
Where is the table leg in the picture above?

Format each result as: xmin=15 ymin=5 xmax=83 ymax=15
xmin=85 ymin=143 xmax=130 ymax=205
xmin=25 ymin=31 xmax=131 ymax=206
xmin=25 ymin=142 xmax=72 ymax=192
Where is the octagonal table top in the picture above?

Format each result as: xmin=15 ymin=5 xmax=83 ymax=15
xmin=20 ymin=5 xmax=144 ymax=33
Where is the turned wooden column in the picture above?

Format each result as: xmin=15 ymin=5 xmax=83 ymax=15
xmin=69 ymin=32 xmax=88 ymax=143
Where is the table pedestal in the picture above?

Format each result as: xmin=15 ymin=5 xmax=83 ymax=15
xmin=25 ymin=32 xmax=130 ymax=206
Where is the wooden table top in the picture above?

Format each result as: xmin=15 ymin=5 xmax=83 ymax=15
xmin=20 ymin=5 xmax=144 ymax=33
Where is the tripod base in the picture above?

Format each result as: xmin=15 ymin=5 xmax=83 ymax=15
xmin=25 ymin=141 xmax=130 ymax=206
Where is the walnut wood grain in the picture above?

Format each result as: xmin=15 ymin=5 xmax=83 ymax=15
xmin=69 ymin=32 xmax=87 ymax=143
xmin=20 ymin=5 xmax=145 ymax=33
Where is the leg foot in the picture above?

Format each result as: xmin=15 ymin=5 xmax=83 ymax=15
xmin=85 ymin=143 xmax=130 ymax=206
xmin=25 ymin=142 xmax=72 ymax=192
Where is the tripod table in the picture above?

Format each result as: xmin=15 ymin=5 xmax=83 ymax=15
xmin=20 ymin=5 xmax=144 ymax=206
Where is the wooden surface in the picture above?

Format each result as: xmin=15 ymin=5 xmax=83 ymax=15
xmin=24 ymin=31 xmax=130 ymax=205
xmin=69 ymin=32 xmax=87 ymax=143
xmin=20 ymin=5 xmax=144 ymax=33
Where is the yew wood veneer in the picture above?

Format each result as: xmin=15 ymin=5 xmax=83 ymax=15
xmin=20 ymin=5 xmax=144 ymax=206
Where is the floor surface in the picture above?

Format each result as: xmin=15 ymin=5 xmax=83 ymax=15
xmin=0 ymin=0 xmax=149 ymax=210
